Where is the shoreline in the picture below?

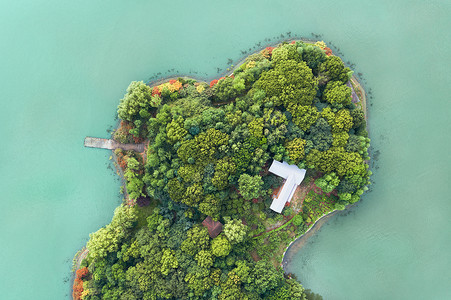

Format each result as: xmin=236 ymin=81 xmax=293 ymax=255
xmin=73 ymin=38 xmax=369 ymax=297
xmin=280 ymin=74 xmax=369 ymax=272
xmin=147 ymin=37 xmax=320 ymax=88
xmin=281 ymin=209 xmax=338 ymax=270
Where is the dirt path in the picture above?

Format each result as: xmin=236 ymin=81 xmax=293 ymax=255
xmin=74 ymin=248 xmax=89 ymax=271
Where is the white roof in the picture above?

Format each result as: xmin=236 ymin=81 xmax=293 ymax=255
xmin=268 ymin=160 xmax=306 ymax=213
xmin=269 ymin=160 xmax=306 ymax=184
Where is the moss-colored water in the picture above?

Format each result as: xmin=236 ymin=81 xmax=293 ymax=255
xmin=1 ymin=0 xmax=450 ymax=299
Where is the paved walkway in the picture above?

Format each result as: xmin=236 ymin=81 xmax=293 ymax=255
xmin=84 ymin=137 xmax=145 ymax=152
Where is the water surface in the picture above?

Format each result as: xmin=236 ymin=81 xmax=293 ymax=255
xmin=0 ymin=0 xmax=450 ymax=299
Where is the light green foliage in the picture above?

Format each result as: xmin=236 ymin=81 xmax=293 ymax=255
xmin=333 ymin=109 xmax=353 ymax=133
xmin=123 ymin=157 xmax=145 ymax=200
xmin=256 ymin=58 xmax=317 ymax=107
xmin=211 ymin=235 xmax=232 ymax=257
xmin=181 ymin=226 xmax=210 ymax=256
xmin=117 ymin=81 xmax=156 ymax=122
xmin=238 ymin=174 xmax=264 ymax=200
xmin=322 ymin=107 xmax=353 ymax=133
xmin=160 ymin=249 xmax=178 ymax=275
xmin=285 ymin=138 xmax=307 ymax=163
xmin=87 ymin=205 xmax=138 ymax=260
xmin=306 ymin=147 xmax=366 ymax=177
xmin=248 ymin=117 xmax=264 ymax=138
xmin=252 ymin=88 xmax=266 ymax=102
xmin=178 ymin=163 xmax=203 ymax=183
xmin=166 ymin=116 xmax=187 ymax=144
xmin=183 ymin=183 xmax=203 ymax=206
xmin=177 ymin=128 xmax=229 ymax=163
xmin=315 ymin=172 xmax=340 ymax=194
xmin=213 ymin=77 xmax=239 ymax=102
xmin=118 ymin=239 xmax=140 ymax=262
xmin=211 ymin=157 xmax=236 ymax=190
xmin=292 ymin=214 xmax=304 ymax=226
xmin=268 ymin=278 xmax=307 ymax=300
xmin=223 ymin=217 xmax=248 ymax=244
xmin=271 ymin=44 xmax=302 ymax=65
xmin=332 ymin=131 xmax=349 ymax=147
xmin=324 ymin=81 xmax=352 ymax=108
xmin=167 ymin=178 xmax=185 ymax=202
xmin=198 ymin=194 xmax=221 ymax=219
xmin=195 ymin=249 xmax=214 ymax=268
xmin=288 ymin=104 xmax=319 ymax=131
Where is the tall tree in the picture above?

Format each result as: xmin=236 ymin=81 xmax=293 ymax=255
xmin=238 ymin=174 xmax=264 ymax=200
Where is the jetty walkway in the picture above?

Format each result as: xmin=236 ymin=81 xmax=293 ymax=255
xmin=84 ymin=137 xmax=145 ymax=152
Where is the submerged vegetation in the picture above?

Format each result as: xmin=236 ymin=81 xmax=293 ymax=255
xmin=75 ymin=40 xmax=370 ymax=300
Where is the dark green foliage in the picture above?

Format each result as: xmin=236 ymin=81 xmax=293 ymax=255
xmin=298 ymin=43 xmax=327 ymax=74
xmin=306 ymin=118 xmax=333 ymax=151
xmin=351 ymin=108 xmax=365 ymax=129
xmin=319 ymin=56 xmax=352 ymax=84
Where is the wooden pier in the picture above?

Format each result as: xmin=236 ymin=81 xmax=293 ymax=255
xmin=84 ymin=137 xmax=145 ymax=152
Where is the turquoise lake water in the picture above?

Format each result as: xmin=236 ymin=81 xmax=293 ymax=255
xmin=0 ymin=0 xmax=450 ymax=299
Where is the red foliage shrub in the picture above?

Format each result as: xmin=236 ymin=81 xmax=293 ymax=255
xmin=265 ymin=47 xmax=274 ymax=55
xmin=169 ymin=79 xmax=176 ymax=84
xmin=73 ymin=267 xmax=89 ymax=300
xmin=290 ymin=41 xmax=296 ymax=44
xmin=219 ymin=77 xmax=225 ymax=81
xmin=210 ymin=79 xmax=219 ymax=87
xmin=76 ymin=267 xmax=89 ymax=279
xmin=152 ymin=86 xmax=161 ymax=96
xmin=324 ymin=47 xmax=332 ymax=56
xmin=285 ymin=201 xmax=291 ymax=207
xmin=230 ymin=74 xmax=235 ymax=78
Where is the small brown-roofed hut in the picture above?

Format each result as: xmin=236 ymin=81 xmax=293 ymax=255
xmin=202 ymin=216 xmax=223 ymax=238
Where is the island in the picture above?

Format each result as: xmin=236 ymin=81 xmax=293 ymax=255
xmin=73 ymin=40 xmax=371 ymax=300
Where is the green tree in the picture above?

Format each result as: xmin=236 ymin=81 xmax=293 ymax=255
xmin=87 ymin=205 xmax=138 ymax=261
xmin=299 ymin=43 xmax=327 ymax=73
xmin=271 ymin=44 xmax=302 ymax=65
xmin=285 ymin=138 xmax=307 ymax=163
xmin=160 ymin=249 xmax=178 ymax=275
xmin=211 ymin=235 xmax=232 ymax=257
xmin=288 ymin=104 xmax=319 ymax=131
xmin=323 ymin=81 xmax=352 ymax=108
xmin=246 ymin=260 xmax=283 ymax=295
xmin=117 ymin=81 xmax=156 ymax=122
xmin=306 ymin=118 xmax=333 ymax=151
xmin=223 ymin=218 xmax=248 ymax=244
xmin=319 ymin=56 xmax=352 ymax=84
xmin=238 ymin=174 xmax=264 ymax=200
xmin=166 ymin=116 xmax=187 ymax=144
xmin=181 ymin=226 xmax=210 ymax=256
xmin=256 ymin=59 xmax=317 ymax=107
xmin=195 ymin=249 xmax=214 ymax=268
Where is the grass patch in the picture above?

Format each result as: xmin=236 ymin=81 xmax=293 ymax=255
xmin=134 ymin=200 xmax=158 ymax=230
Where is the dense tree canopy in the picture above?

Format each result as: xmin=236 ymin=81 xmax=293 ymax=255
xmin=80 ymin=41 xmax=370 ymax=300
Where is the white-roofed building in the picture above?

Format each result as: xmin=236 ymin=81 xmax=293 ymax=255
xmin=268 ymin=160 xmax=306 ymax=213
